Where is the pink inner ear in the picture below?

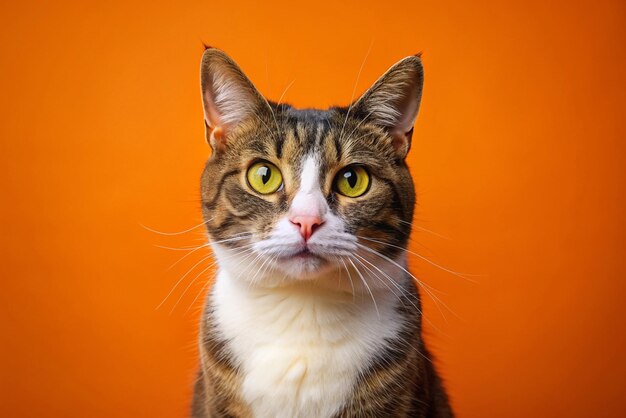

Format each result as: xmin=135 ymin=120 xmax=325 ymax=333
xmin=390 ymin=128 xmax=412 ymax=156
xmin=210 ymin=127 xmax=227 ymax=151
xmin=201 ymin=57 xmax=256 ymax=137
xmin=203 ymin=88 xmax=225 ymax=132
xmin=396 ymin=97 xmax=420 ymax=133
xmin=202 ymin=88 xmax=229 ymax=151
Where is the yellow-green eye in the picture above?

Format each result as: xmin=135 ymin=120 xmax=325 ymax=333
xmin=334 ymin=165 xmax=370 ymax=198
xmin=246 ymin=161 xmax=283 ymax=194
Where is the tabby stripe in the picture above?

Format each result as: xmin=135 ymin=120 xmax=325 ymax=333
xmin=274 ymin=128 xmax=285 ymax=158
xmin=378 ymin=176 xmax=407 ymax=220
xmin=205 ymin=169 xmax=239 ymax=209
xmin=333 ymin=130 xmax=343 ymax=160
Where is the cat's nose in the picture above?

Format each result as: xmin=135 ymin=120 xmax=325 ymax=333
xmin=289 ymin=215 xmax=323 ymax=241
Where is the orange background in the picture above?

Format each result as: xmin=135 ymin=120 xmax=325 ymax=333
xmin=1 ymin=0 xmax=625 ymax=417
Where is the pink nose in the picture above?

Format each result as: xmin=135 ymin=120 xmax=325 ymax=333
xmin=290 ymin=215 xmax=323 ymax=241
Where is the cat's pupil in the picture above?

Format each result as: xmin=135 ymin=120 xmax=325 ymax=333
xmin=258 ymin=166 xmax=271 ymax=184
xmin=344 ymin=170 xmax=357 ymax=188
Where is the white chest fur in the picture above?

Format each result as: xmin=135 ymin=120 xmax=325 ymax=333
xmin=211 ymin=270 xmax=404 ymax=418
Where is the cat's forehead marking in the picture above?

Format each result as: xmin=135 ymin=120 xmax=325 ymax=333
xmin=281 ymin=108 xmax=332 ymax=151
xmin=298 ymin=155 xmax=320 ymax=194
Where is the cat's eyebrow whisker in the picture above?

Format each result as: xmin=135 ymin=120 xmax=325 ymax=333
xmin=276 ymin=79 xmax=296 ymax=108
xmin=343 ymin=107 xmax=377 ymax=141
xmin=357 ymin=235 xmax=477 ymax=282
xmin=346 ymin=257 xmax=380 ymax=318
xmin=253 ymin=113 xmax=280 ymax=142
xmin=140 ymin=218 xmax=213 ymax=236
xmin=264 ymin=94 xmax=283 ymax=145
xmin=273 ymin=79 xmax=295 ymax=137
xmin=338 ymin=41 xmax=373 ymax=143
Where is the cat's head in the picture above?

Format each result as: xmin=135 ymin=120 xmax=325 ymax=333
xmin=200 ymin=48 xmax=423 ymax=289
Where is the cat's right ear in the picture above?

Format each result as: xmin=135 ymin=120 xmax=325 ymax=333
xmin=351 ymin=55 xmax=424 ymax=159
xmin=200 ymin=48 xmax=270 ymax=152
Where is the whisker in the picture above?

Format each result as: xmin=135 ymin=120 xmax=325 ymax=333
xmin=208 ymin=233 xmax=254 ymax=246
xmin=162 ymin=233 xmax=252 ymax=272
xmin=165 ymin=243 xmax=210 ymax=271
xmin=342 ymin=107 xmax=377 ymax=142
xmin=353 ymin=253 xmax=414 ymax=310
xmin=235 ymin=251 xmax=261 ymax=289
xmin=246 ymin=251 xmax=269 ymax=289
xmin=406 ymin=223 xmax=451 ymax=240
xmin=338 ymin=40 xmax=373 ymax=142
xmin=265 ymin=94 xmax=283 ymax=145
xmin=141 ymin=218 xmax=212 ymax=236
xmin=182 ymin=244 xmax=259 ymax=314
xmin=352 ymin=253 xmax=444 ymax=332
xmin=351 ymin=254 xmax=407 ymax=310
xmin=357 ymin=235 xmax=476 ymax=282
xmin=170 ymin=259 xmax=219 ymax=314
xmin=185 ymin=278 xmax=213 ymax=315
xmin=253 ymin=112 xmax=280 ymax=142
xmin=253 ymin=249 xmax=283 ymax=286
xmin=355 ymin=242 xmax=457 ymax=322
xmin=170 ymin=245 xmax=256 ymax=314
xmin=338 ymin=257 xmax=356 ymax=299
xmin=276 ymin=79 xmax=296 ymax=108
xmin=244 ymin=253 xmax=263 ymax=290
xmin=154 ymin=243 xmax=209 ymax=251
xmin=156 ymin=253 xmax=213 ymax=310
xmin=156 ymin=238 xmax=252 ymax=310
xmin=347 ymin=257 xmax=379 ymax=318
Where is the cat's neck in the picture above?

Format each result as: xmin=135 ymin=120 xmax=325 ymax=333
xmin=209 ymin=268 xmax=405 ymax=418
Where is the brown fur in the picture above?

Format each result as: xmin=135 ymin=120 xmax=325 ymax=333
xmin=192 ymin=48 xmax=453 ymax=417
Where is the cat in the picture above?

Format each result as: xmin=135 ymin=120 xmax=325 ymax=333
xmin=191 ymin=46 xmax=453 ymax=418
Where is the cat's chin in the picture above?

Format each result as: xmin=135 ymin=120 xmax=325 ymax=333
xmin=273 ymin=252 xmax=333 ymax=279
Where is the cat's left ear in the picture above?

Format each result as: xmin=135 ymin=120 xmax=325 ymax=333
xmin=352 ymin=55 xmax=424 ymax=158
xmin=200 ymin=47 xmax=272 ymax=152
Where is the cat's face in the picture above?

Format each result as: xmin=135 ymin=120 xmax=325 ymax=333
xmin=200 ymin=48 xmax=423 ymax=288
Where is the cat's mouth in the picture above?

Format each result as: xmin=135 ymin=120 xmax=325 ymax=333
xmin=271 ymin=246 xmax=330 ymax=276
xmin=276 ymin=247 xmax=328 ymax=275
